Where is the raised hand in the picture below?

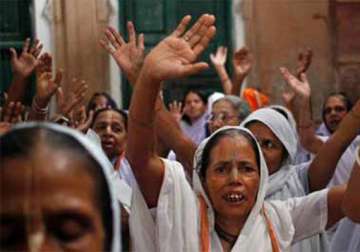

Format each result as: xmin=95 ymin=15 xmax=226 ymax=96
xmin=35 ymin=69 xmax=62 ymax=108
xmin=10 ymin=38 xmax=43 ymax=80
xmin=100 ymin=22 xmax=145 ymax=85
xmin=36 ymin=52 xmax=53 ymax=76
xmin=73 ymin=106 xmax=94 ymax=133
xmin=210 ymin=46 xmax=227 ymax=67
xmin=295 ymin=48 xmax=313 ymax=79
xmin=142 ymin=14 xmax=216 ymax=82
xmin=1 ymin=101 xmax=25 ymax=124
xmin=56 ymin=78 xmax=88 ymax=117
xmin=282 ymin=89 xmax=296 ymax=106
xmin=233 ymin=46 xmax=253 ymax=80
xmin=169 ymin=100 xmax=183 ymax=124
xmin=280 ymin=67 xmax=311 ymax=99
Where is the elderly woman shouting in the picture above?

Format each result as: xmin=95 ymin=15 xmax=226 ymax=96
xmin=126 ymin=14 xmax=358 ymax=252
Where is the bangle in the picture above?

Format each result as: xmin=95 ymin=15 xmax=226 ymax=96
xmin=350 ymin=110 xmax=360 ymax=120
xmin=32 ymin=97 xmax=48 ymax=114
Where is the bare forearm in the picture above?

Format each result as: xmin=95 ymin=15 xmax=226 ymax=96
xmin=214 ymin=65 xmax=232 ymax=95
xmin=308 ymin=107 xmax=360 ymax=192
xmin=7 ymin=76 xmax=28 ymax=103
xmin=297 ymin=96 xmax=323 ymax=154
xmin=231 ymin=75 xmax=245 ymax=97
xmin=155 ymin=104 xmax=197 ymax=176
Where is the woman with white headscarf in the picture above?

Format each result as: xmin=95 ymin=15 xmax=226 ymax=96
xmin=126 ymin=14 xmax=357 ymax=252
xmin=0 ymin=123 xmax=121 ymax=251
xmin=240 ymin=90 xmax=360 ymax=251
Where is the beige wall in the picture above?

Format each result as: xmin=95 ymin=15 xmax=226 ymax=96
xmin=243 ymin=0 xmax=335 ymax=119
xmin=52 ymin=0 xmax=111 ymax=103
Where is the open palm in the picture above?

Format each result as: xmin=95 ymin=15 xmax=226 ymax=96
xmin=144 ymin=14 xmax=216 ymax=82
xmin=10 ymin=39 xmax=43 ymax=79
xmin=101 ymin=22 xmax=145 ymax=83
xmin=280 ymin=67 xmax=311 ymax=98
xmin=233 ymin=47 xmax=252 ymax=77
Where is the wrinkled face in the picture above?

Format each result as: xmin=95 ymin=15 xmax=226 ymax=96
xmin=208 ymin=100 xmax=240 ymax=134
xmin=247 ymin=122 xmax=286 ymax=175
xmin=323 ymin=96 xmax=348 ymax=133
xmin=0 ymin=146 xmax=105 ymax=251
xmin=204 ymin=135 xmax=260 ymax=222
xmin=93 ymin=95 xmax=109 ymax=111
xmin=92 ymin=110 xmax=127 ymax=160
xmin=183 ymin=92 xmax=207 ymax=122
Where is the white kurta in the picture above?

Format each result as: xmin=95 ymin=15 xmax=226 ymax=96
xmin=331 ymin=218 xmax=360 ymax=252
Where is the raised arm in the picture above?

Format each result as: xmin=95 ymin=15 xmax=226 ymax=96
xmin=231 ymin=47 xmax=252 ymax=97
xmin=280 ymin=68 xmax=360 ymax=192
xmin=101 ymin=20 xmax=199 ymax=177
xmin=126 ymin=14 xmax=216 ymax=207
xmin=282 ymin=49 xmax=313 ymax=120
xmin=210 ymin=46 xmax=232 ymax=94
xmin=280 ymin=67 xmax=323 ymax=154
xmin=7 ymin=39 xmax=43 ymax=103
xmin=100 ymin=21 xmax=144 ymax=86
xmin=342 ymin=147 xmax=360 ymax=222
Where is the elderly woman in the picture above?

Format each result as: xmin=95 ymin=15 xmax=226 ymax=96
xmin=0 ymin=123 xmax=121 ymax=251
xmin=208 ymin=95 xmax=250 ymax=134
xmin=126 ymin=14 xmax=355 ymax=251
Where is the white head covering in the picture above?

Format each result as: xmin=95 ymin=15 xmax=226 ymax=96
xmin=192 ymin=126 xmax=279 ymax=251
xmin=0 ymin=122 xmax=121 ymax=252
xmin=240 ymin=108 xmax=302 ymax=197
xmin=269 ymin=105 xmax=298 ymax=136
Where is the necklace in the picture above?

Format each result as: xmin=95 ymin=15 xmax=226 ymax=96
xmin=215 ymin=223 xmax=238 ymax=247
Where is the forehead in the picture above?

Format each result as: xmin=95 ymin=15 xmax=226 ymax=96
xmin=247 ymin=121 xmax=281 ymax=142
xmin=0 ymin=146 xmax=97 ymax=209
xmin=325 ymin=96 xmax=346 ymax=108
xmin=212 ymin=100 xmax=235 ymax=113
xmin=94 ymin=110 xmax=125 ymax=124
xmin=209 ymin=135 xmax=257 ymax=164
xmin=95 ymin=95 xmax=108 ymax=103
xmin=185 ymin=92 xmax=202 ymax=101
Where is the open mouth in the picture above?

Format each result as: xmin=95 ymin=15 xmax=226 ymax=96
xmin=223 ymin=192 xmax=245 ymax=204
xmin=102 ymin=140 xmax=115 ymax=149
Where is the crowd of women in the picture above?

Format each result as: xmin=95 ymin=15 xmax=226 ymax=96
xmin=1 ymin=13 xmax=360 ymax=252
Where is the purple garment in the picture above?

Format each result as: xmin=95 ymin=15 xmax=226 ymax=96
xmin=180 ymin=112 xmax=208 ymax=146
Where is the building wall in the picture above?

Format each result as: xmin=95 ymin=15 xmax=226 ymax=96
xmin=243 ymin=0 xmax=335 ymax=119
xmin=33 ymin=0 xmax=122 ymax=108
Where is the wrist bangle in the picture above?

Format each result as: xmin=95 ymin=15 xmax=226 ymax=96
xmin=32 ymin=97 xmax=48 ymax=114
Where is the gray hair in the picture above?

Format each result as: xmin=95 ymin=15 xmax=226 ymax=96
xmin=213 ymin=95 xmax=251 ymax=121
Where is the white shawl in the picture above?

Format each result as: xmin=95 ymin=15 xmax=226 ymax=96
xmin=7 ymin=123 xmax=122 ymax=252
xmin=241 ymin=108 xmax=330 ymax=252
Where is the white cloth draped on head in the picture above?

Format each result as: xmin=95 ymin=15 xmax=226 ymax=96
xmin=241 ymin=108 xmax=330 ymax=252
xmin=7 ymin=122 xmax=122 ymax=252
xmin=192 ymin=126 xmax=275 ymax=251
xmin=129 ymin=125 xmax=329 ymax=251
xmin=240 ymin=108 xmax=304 ymax=197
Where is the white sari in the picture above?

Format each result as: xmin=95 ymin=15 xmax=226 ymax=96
xmin=130 ymin=126 xmax=328 ymax=251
